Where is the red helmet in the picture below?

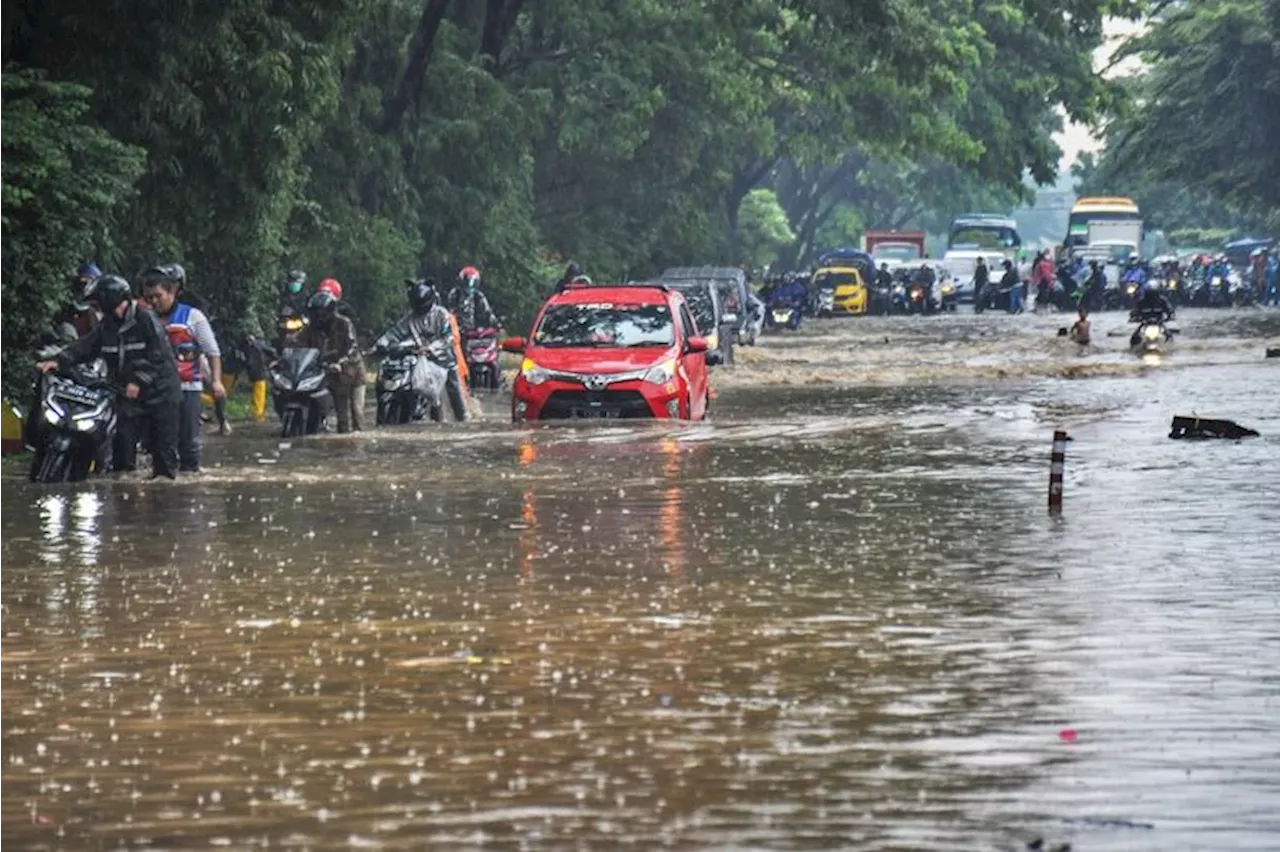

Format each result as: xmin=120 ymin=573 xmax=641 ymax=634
xmin=459 ymin=266 xmax=480 ymax=285
xmin=317 ymin=278 xmax=343 ymax=300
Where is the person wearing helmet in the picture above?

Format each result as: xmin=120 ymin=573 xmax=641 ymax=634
xmin=284 ymin=290 xmax=365 ymax=433
xmin=374 ymin=279 xmax=468 ymax=421
xmin=37 ymin=275 xmax=182 ymax=479
xmin=53 ymin=262 xmax=104 ymax=338
xmin=139 ymin=263 xmax=225 ymax=471
xmin=447 ymin=266 xmax=498 ymax=333
xmin=554 ymin=261 xmax=585 ymax=294
xmin=274 ymin=269 xmax=310 ymax=348
xmin=1001 ymin=259 xmax=1023 ymax=314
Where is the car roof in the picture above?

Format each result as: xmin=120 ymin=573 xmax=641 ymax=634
xmin=549 ymin=284 xmax=673 ymax=305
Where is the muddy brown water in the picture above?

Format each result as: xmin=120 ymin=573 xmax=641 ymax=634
xmin=4 ymin=308 xmax=1279 ymax=850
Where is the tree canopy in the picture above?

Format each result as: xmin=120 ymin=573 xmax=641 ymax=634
xmin=2 ymin=0 xmax=1150 ymax=397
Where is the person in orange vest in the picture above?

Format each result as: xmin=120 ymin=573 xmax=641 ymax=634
xmin=139 ymin=264 xmax=224 ymax=473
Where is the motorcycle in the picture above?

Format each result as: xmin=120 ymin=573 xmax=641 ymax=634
xmin=1129 ymin=311 xmax=1175 ymax=354
xmin=375 ymin=339 xmax=448 ymax=425
xmin=812 ymin=287 xmax=835 ymax=318
xmin=465 ymin=328 xmax=502 ymax=391
xmin=939 ymin=280 xmax=958 ymax=313
xmin=906 ymin=281 xmax=933 ymax=315
xmin=27 ymin=357 xmax=119 ymax=483
xmin=271 ymin=347 xmax=333 ymax=437
xmin=767 ymin=301 xmax=803 ymax=331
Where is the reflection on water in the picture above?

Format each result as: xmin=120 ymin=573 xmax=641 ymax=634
xmin=3 ymin=310 xmax=1279 ymax=850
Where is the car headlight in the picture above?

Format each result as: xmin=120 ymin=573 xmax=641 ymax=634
xmin=644 ymin=359 xmax=677 ymax=385
xmin=521 ymin=358 xmax=550 ymax=385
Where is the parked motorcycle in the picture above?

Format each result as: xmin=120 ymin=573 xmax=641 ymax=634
xmin=27 ymin=357 xmax=118 ymax=483
xmin=271 ymin=347 xmax=333 ymax=437
xmin=375 ymin=339 xmax=448 ymax=425
xmin=465 ymin=328 xmax=502 ymax=391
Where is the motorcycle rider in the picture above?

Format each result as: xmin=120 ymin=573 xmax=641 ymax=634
xmin=139 ymin=263 xmax=224 ymax=473
xmin=1001 ymin=260 xmax=1023 ymax=314
xmin=54 ymin=263 xmax=104 ymax=338
xmin=1131 ymin=281 xmax=1174 ymax=323
xmin=447 ymin=265 xmax=499 ymax=333
xmin=972 ymin=257 xmax=990 ymax=306
xmin=37 ymin=275 xmax=182 ymax=479
xmin=375 ymin=280 xmax=468 ymax=421
xmin=275 ymin=269 xmax=309 ymax=348
xmin=554 ymin=261 xmax=589 ymax=293
xmin=287 ymin=290 xmax=366 ymax=433
xmin=1082 ymin=261 xmax=1107 ymax=311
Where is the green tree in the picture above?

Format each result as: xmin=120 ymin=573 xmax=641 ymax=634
xmin=1 ymin=70 xmax=145 ymax=399
xmin=737 ymin=188 xmax=796 ymax=268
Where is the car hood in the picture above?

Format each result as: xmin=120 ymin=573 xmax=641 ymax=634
xmin=526 ymin=346 xmax=674 ymax=375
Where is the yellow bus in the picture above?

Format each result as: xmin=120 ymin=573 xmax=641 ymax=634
xmin=1065 ymin=197 xmax=1143 ymax=251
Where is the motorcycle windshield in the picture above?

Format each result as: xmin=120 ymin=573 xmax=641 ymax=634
xmin=278 ymin=348 xmax=323 ymax=385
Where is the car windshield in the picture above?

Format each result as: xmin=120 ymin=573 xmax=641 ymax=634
xmin=950 ymin=226 xmax=1020 ymax=249
xmin=873 ymin=245 xmax=921 ymax=261
xmin=813 ymin=271 xmax=859 ymax=289
xmin=666 ymin=284 xmax=716 ymax=332
xmin=533 ymin=303 xmax=674 ymax=348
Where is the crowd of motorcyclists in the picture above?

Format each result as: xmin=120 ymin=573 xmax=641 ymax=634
xmin=31 ymin=260 xmax=507 ymax=480
xmin=756 ymin=243 xmax=1279 ymax=328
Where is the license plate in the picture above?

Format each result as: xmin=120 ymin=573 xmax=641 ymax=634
xmin=572 ymin=407 xmax=619 ymax=419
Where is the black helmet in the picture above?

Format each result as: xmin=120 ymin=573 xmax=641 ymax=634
xmin=563 ymin=261 xmax=582 ymax=280
xmin=84 ymin=275 xmax=132 ymax=314
xmin=407 ymin=279 xmax=438 ymax=314
xmin=306 ymin=290 xmax=338 ymax=325
xmin=141 ymin=263 xmax=186 ymax=290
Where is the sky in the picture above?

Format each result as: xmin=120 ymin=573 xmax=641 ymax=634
xmin=1052 ymin=17 xmax=1147 ymax=174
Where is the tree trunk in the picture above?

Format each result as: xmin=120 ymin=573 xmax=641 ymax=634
xmin=380 ymin=0 xmax=453 ymax=134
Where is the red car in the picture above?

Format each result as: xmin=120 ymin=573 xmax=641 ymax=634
xmin=501 ymin=282 xmax=713 ymax=422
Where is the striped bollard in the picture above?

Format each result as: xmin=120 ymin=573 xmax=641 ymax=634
xmin=1048 ymin=430 xmax=1070 ymax=513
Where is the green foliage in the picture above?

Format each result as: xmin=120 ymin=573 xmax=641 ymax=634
xmin=1103 ymin=0 xmax=1280 ymax=229
xmin=2 ymin=0 xmax=1149 ymax=388
xmin=1 ymin=69 xmax=145 ymax=399
xmin=737 ymin=189 xmax=796 ymax=269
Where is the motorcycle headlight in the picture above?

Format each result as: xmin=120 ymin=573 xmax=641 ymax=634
xmin=1143 ymin=325 xmax=1162 ymax=341
xmin=297 ymin=373 xmax=325 ymax=392
xmin=1212 ymin=276 xmax=1222 ymax=286
xmin=44 ymin=406 xmax=62 ymax=425
xmin=941 ymin=283 xmax=955 ymax=295
xmin=272 ymin=373 xmax=291 ymax=391
xmin=521 ymin=358 xmax=550 ymax=386
xmin=1126 ymin=284 xmax=1137 ymax=295
xmin=644 ymin=359 xmax=677 ymax=385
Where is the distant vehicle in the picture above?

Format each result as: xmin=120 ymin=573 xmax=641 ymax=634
xmin=947 ymin=214 xmax=1022 ymax=259
xmin=863 ymin=230 xmax=926 ymax=272
xmin=501 ymin=281 xmax=713 ymax=422
xmin=811 ymin=265 xmax=868 ymax=315
xmin=1064 ymin=197 xmax=1143 ymax=252
xmin=657 ymin=276 xmax=729 ymax=365
xmin=660 ymin=266 xmax=750 ymax=351
xmin=940 ymin=250 xmax=1004 ymax=303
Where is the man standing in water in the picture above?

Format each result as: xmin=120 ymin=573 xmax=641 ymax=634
xmin=38 ymin=275 xmax=182 ymax=478
xmin=1002 ymin=260 xmax=1023 ymax=314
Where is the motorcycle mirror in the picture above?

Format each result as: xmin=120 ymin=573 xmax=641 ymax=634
xmin=499 ymin=336 xmax=526 ymax=353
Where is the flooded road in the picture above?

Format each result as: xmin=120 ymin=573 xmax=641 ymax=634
xmin=4 ymin=308 xmax=1279 ymax=850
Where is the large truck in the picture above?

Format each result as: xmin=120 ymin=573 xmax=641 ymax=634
xmin=1064 ymin=197 xmax=1144 ymax=254
xmin=862 ymin=230 xmax=927 ymax=268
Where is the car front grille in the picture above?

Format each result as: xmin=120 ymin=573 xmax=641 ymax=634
xmin=540 ymin=390 xmax=653 ymax=419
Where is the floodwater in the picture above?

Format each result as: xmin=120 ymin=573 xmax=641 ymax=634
xmin=3 ymin=307 xmax=1279 ymax=850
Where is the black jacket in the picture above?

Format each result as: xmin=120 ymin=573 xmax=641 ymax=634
xmin=974 ymin=264 xmax=990 ymax=288
xmin=57 ymin=302 xmax=181 ymax=402
xmin=446 ymin=286 xmax=497 ymax=332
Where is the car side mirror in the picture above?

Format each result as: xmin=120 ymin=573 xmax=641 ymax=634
xmin=685 ymin=336 xmax=709 ymax=353
xmin=500 ymin=336 xmax=526 ymax=353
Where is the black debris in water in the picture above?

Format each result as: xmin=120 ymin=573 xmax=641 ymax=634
xmin=1168 ymin=415 xmax=1260 ymax=440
